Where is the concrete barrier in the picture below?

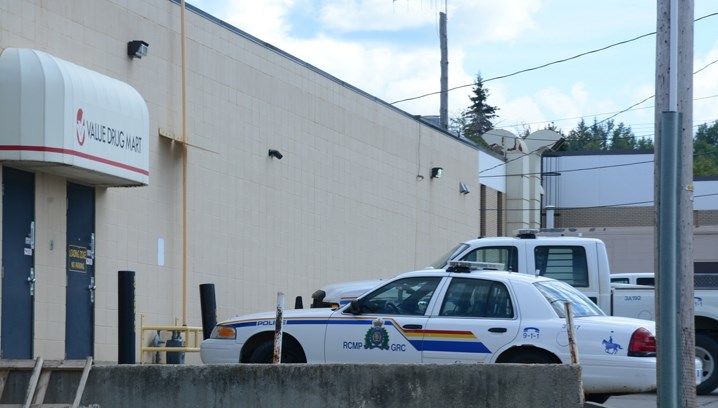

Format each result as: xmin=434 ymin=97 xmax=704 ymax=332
xmin=0 ymin=364 xmax=582 ymax=407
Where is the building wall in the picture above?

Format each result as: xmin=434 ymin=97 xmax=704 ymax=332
xmin=541 ymin=151 xmax=718 ymax=275
xmin=0 ymin=0 xmax=481 ymax=362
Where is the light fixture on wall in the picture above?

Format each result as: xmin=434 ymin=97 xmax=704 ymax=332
xmin=459 ymin=182 xmax=470 ymax=195
xmin=431 ymin=167 xmax=443 ymax=179
xmin=268 ymin=149 xmax=283 ymax=160
xmin=127 ymin=40 xmax=149 ymax=59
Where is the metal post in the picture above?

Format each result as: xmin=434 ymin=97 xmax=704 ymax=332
xmin=657 ymin=111 xmax=682 ymax=407
xmin=273 ymin=292 xmax=285 ymax=364
xmin=564 ymin=301 xmax=583 ymax=405
xmin=655 ymin=0 xmax=695 ymax=405
xmin=199 ymin=284 xmax=217 ymax=340
xmin=118 ymin=271 xmax=135 ymax=364
xmin=564 ymin=301 xmax=579 ymax=365
xmin=439 ymin=11 xmax=448 ymax=130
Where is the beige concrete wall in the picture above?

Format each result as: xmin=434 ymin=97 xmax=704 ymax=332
xmin=0 ymin=364 xmax=583 ymax=408
xmin=0 ymin=0 xmax=480 ymax=362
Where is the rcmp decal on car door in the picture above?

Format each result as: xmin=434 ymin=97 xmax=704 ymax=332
xmin=338 ymin=317 xmax=490 ymax=353
xmin=365 ymin=318 xmax=390 ymax=350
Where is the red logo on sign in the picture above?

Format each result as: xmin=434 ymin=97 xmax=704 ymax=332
xmin=76 ymin=108 xmax=86 ymax=146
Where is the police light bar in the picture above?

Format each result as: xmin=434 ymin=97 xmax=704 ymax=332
xmin=514 ymin=228 xmax=539 ymax=239
xmin=446 ymin=260 xmax=506 ymax=273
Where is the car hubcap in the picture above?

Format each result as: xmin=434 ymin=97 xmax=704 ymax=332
xmin=696 ymin=345 xmax=714 ymax=384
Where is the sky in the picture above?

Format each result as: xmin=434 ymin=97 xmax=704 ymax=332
xmin=186 ymin=0 xmax=718 ymax=140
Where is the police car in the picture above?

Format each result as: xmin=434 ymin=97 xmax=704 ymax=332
xmin=201 ymin=264 xmax=660 ymax=402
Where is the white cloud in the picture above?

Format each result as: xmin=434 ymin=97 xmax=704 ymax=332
xmin=188 ymin=0 xmax=716 ymax=136
xmin=448 ymin=0 xmax=542 ymax=44
xmin=319 ymin=0 xmax=436 ymax=32
xmin=222 ymin=0 xmax=295 ymax=45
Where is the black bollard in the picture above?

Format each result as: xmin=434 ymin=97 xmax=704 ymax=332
xmin=118 ymin=270 xmax=135 ymax=364
xmin=295 ymin=296 xmax=303 ymax=309
xmin=199 ymin=283 xmax=217 ymax=340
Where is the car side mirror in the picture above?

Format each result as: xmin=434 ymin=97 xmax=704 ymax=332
xmin=349 ymin=299 xmax=362 ymax=315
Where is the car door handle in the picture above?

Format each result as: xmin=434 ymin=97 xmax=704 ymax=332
xmin=403 ymin=324 xmax=423 ymax=330
xmin=488 ymin=327 xmax=507 ymax=333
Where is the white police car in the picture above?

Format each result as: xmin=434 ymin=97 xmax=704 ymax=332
xmin=201 ymin=266 xmax=659 ymax=402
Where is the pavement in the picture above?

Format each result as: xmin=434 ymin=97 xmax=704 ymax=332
xmin=586 ymin=390 xmax=718 ymax=407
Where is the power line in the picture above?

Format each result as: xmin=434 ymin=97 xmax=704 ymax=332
xmin=479 ymin=192 xmax=718 ymax=212
xmin=480 ymin=159 xmax=654 ymax=178
xmin=481 ymin=148 xmax=718 ymax=178
xmin=390 ymin=11 xmax=718 ymax=106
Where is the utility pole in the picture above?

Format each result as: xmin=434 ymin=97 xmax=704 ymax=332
xmin=654 ymin=1 xmax=695 ymax=407
xmin=439 ymin=11 xmax=448 ymax=130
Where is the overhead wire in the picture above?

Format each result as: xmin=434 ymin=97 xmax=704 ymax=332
xmin=390 ymin=11 xmax=718 ymax=123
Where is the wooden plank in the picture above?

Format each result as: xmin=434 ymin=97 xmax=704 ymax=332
xmin=31 ymin=371 xmax=52 ymax=406
xmin=70 ymin=357 xmax=92 ymax=408
xmin=0 ymin=369 xmax=10 ymax=402
xmin=0 ymin=361 xmax=38 ymax=370
xmin=22 ymin=357 xmax=43 ymax=408
xmin=0 ymin=358 xmax=91 ymax=408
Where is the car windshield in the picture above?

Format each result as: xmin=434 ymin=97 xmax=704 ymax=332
xmin=429 ymin=243 xmax=469 ymax=269
xmin=534 ymin=280 xmax=604 ymax=317
xmin=353 ymin=277 xmax=442 ymax=315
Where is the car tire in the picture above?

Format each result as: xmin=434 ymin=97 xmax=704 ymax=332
xmin=503 ymin=349 xmax=611 ymax=403
xmin=248 ymin=340 xmax=306 ymax=364
xmin=503 ymin=349 xmax=556 ymax=364
xmin=585 ymin=394 xmax=610 ymax=404
xmin=696 ymin=333 xmax=718 ymax=395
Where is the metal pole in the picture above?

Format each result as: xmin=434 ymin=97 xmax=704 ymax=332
xmin=199 ymin=284 xmax=217 ymax=340
xmin=564 ymin=302 xmax=579 ymax=365
xmin=564 ymin=301 xmax=583 ymax=406
xmin=657 ymin=111 xmax=682 ymax=407
xmin=180 ymin=0 xmax=188 ymax=327
xmin=118 ymin=271 xmax=136 ymax=364
xmin=439 ymin=11 xmax=448 ymax=130
xmin=273 ymin=292 xmax=285 ymax=364
xmin=655 ymin=1 xmax=695 ymax=406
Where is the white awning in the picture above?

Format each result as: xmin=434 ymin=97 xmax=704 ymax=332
xmin=0 ymin=48 xmax=149 ymax=186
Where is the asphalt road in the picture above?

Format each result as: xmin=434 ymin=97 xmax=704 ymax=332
xmin=603 ymin=390 xmax=718 ymax=407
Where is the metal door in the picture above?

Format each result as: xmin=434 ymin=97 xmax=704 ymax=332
xmin=1 ymin=167 xmax=35 ymax=358
xmin=65 ymin=182 xmax=95 ymax=359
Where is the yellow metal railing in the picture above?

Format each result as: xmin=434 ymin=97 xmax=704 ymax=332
xmin=140 ymin=315 xmax=203 ymax=363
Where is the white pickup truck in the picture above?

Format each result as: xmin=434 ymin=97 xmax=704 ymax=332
xmin=429 ymin=230 xmax=718 ymax=395
xmin=311 ymin=230 xmax=718 ymax=394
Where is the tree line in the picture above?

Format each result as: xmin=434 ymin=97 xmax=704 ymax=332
xmin=451 ymin=74 xmax=718 ymax=177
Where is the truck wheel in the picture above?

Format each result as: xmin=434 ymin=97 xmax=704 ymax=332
xmin=248 ymin=340 xmax=307 ymax=364
xmin=696 ymin=333 xmax=718 ymax=395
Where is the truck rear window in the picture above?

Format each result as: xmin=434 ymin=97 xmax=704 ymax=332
xmin=534 ymin=246 xmax=589 ymax=287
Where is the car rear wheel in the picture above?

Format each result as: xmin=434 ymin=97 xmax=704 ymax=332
xmin=696 ymin=333 xmax=718 ymax=395
xmin=248 ymin=339 xmax=307 ymax=364
xmin=503 ymin=349 xmax=609 ymax=403
xmin=585 ymin=394 xmax=610 ymax=404
xmin=503 ymin=349 xmax=556 ymax=364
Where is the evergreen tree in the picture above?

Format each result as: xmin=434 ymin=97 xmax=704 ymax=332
xmin=694 ymin=120 xmax=718 ymax=176
xmin=456 ymin=74 xmax=498 ymax=144
xmin=559 ymin=119 xmax=653 ymax=151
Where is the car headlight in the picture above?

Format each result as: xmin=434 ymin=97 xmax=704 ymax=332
xmin=210 ymin=325 xmax=236 ymax=339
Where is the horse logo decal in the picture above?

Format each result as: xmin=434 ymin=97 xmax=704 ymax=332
xmin=602 ymin=334 xmax=623 ymax=355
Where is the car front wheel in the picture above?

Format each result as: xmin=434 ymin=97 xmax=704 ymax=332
xmin=248 ymin=339 xmax=307 ymax=364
